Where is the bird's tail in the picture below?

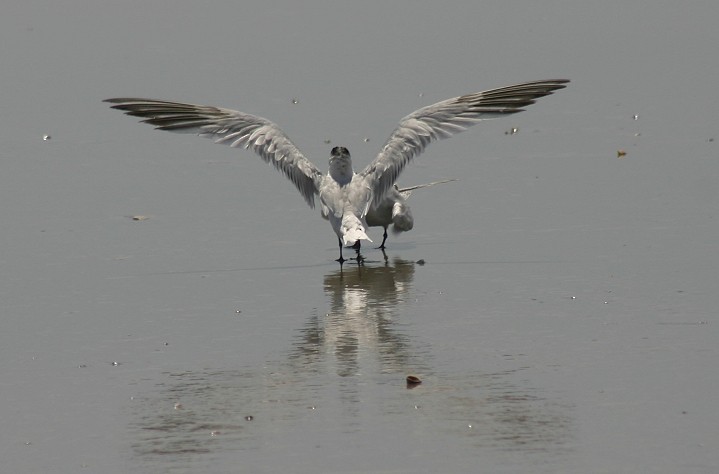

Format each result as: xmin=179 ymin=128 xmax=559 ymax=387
xmin=391 ymin=201 xmax=414 ymax=233
xmin=341 ymin=214 xmax=372 ymax=247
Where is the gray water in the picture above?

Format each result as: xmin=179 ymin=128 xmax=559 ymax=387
xmin=2 ymin=1 xmax=718 ymax=473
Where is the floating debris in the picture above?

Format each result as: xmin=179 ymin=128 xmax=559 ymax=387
xmin=416 ymin=259 xmax=425 ymax=266
xmin=323 ymin=139 xmax=331 ymax=144
xmin=245 ymin=415 xmax=254 ymax=421
xmin=130 ymin=215 xmax=150 ymax=221
xmin=174 ymin=403 xmax=183 ymax=410
xmin=504 ymin=127 xmax=519 ymax=135
xmin=291 ymin=98 xmax=299 ymax=104
xmin=42 ymin=134 xmax=51 ymax=141
xmin=633 ymin=114 xmax=640 ymax=120
xmin=406 ymin=375 xmax=422 ymax=385
xmin=617 ymin=149 xmax=627 ymax=158
xmin=111 ymin=361 xmax=120 ymax=366
xmin=363 ymin=137 xmax=370 ymax=143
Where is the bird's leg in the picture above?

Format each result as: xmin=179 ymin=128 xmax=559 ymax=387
xmin=335 ymin=238 xmax=346 ymax=263
xmin=377 ymin=226 xmax=389 ymax=250
xmin=352 ymin=240 xmax=364 ymax=264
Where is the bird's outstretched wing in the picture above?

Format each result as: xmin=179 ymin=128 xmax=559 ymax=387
xmin=359 ymin=79 xmax=569 ymax=208
xmin=104 ymin=98 xmax=324 ymax=208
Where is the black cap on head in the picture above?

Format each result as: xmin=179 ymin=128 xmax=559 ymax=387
xmin=331 ymin=146 xmax=349 ymax=156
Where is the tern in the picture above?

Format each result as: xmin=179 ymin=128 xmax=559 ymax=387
xmin=364 ymin=178 xmax=457 ymax=249
xmin=106 ymin=79 xmax=568 ymax=262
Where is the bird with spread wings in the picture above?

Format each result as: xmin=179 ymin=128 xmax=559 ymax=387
xmin=106 ymin=79 xmax=569 ymax=262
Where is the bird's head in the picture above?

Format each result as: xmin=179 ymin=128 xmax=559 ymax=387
xmin=330 ymin=146 xmax=350 ymax=160
xmin=329 ymin=146 xmax=353 ymax=183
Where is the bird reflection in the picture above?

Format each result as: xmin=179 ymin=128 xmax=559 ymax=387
xmin=288 ymin=257 xmax=423 ymax=378
xmin=127 ymin=259 xmax=573 ymax=468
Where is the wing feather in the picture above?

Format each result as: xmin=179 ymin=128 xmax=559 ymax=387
xmin=104 ymin=98 xmax=324 ymax=208
xmin=360 ymin=79 xmax=569 ymax=207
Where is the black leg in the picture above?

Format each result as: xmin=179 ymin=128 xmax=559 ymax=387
xmin=337 ymin=239 xmax=365 ymax=264
xmin=377 ymin=226 xmax=388 ymax=250
xmin=335 ymin=238 xmax=346 ymax=263
xmin=352 ymin=241 xmax=364 ymax=264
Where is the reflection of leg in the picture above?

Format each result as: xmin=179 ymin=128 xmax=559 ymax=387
xmin=380 ymin=246 xmax=388 ymax=262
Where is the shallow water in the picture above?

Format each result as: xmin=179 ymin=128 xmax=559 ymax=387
xmin=123 ymin=257 xmax=575 ymax=473
xmin=2 ymin=1 xmax=718 ymax=473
